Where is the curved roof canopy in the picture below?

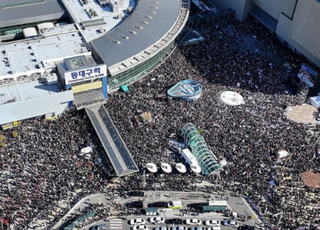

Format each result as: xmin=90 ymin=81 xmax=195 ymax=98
xmin=90 ymin=0 xmax=182 ymax=68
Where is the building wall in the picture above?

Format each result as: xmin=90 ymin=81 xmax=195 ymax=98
xmin=212 ymin=0 xmax=320 ymax=67
xmin=209 ymin=0 xmax=252 ymax=21
xmin=276 ymin=0 xmax=320 ymax=67
xmin=252 ymin=0 xmax=296 ymax=20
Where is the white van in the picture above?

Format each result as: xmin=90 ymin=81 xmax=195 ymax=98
xmin=206 ymin=227 xmax=221 ymax=230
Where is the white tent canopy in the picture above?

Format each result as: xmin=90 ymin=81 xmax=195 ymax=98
xmin=146 ymin=163 xmax=158 ymax=173
xmin=161 ymin=163 xmax=172 ymax=173
xmin=175 ymin=163 xmax=187 ymax=173
xmin=190 ymin=163 xmax=201 ymax=173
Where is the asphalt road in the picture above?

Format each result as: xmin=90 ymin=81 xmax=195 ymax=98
xmin=56 ymin=190 xmax=265 ymax=230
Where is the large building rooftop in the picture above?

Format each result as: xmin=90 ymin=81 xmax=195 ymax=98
xmin=0 ymin=29 xmax=90 ymax=79
xmin=0 ymin=0 xmax=66 ymax=28
xmin=90 ymin=0 xmax=183 ymax=74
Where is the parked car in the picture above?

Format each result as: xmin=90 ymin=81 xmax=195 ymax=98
xmin=130 ymin=218 xmax=146 ymax=225
xmin=205 ymin=220 xmax=221 ymax=227
xmin=165 ymin=218 xmax=183 ymax=225
xmin=133 ymin=225 xmax=149 ymax=230
xmin=149 ymin=216 xmax=165 ymax=224
xmin=186 ymin=219 xmax=202 ymax=225
xmin=222 ymin=220 xmax=239 ymax=228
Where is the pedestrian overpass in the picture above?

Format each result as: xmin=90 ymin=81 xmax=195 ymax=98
xmin=85 ymin=103 xmax=139 ymax=177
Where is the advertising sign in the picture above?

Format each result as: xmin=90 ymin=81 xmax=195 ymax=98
xmin=64 ymin=64 xmax=107 ymax=84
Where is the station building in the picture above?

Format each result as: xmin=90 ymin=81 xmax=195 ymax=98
xmin=0 ymin=0 xmax=190 ymax=177
xmin=0 ymin=0 xmax=190 ymax=125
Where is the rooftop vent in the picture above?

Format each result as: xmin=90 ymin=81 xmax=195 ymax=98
xmin=113 ymin=39 xmax=121 ymax=44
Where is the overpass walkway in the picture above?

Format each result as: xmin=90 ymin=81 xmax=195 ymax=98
xmin=85 ymin=104 xmax=139 ymax=177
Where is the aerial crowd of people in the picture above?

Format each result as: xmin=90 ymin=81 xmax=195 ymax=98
xmin=0 ymin=14 xmax=319 ymax=230
xmin=107 ymin=17 xmax=320 ymax=229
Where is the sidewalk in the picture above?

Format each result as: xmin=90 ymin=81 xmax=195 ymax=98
xmin=52 ymin=193 xmax=106 ymax=230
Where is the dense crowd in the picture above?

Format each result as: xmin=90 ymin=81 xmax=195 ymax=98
xmin=106 ymin=18 xmax=320 ymax=229
xmin=0 ymin=112 xmax=112 ymax=229
xmin=0 ymin=15 xmax=320 ymax=230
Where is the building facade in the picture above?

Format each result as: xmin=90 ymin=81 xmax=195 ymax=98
xmin=209 ymin=0 xmax=320 ymax=67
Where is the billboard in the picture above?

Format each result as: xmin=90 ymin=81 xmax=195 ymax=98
xmin=64 ymin=64 xmax=107 ymax=84
xmin=297 ymin=63 xmax=318 ymax=88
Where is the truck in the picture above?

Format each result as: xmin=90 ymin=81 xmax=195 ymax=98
xmin=168 ymin=201 xmax=183 ymax=209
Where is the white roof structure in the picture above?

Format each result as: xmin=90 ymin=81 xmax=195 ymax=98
xmin=220 ymin=91 xmax=245 ymax=106
xmin=0 ymin=90 xmax=73 ymax=124
xmin=60 ymin=0 xmax=133 ymax=42
xmin=146 ymin=163 xmax=158 ymax=173
xmin=310 ymin=95 xmax=320 ymax=109
xmin=161 ymin=163 xmax=172 ymax=173
xmin=175 ymin=163 xmax=187 ymax=173
xmin=23 ymin=27 xmax=38 ymax=38
xmin=182 ymin=148 xmax=198 ymax=165
xmin=190 ymin=163 xmax=201 ymax=173
xmin=0 ymin=31 xmax=90 ymax=80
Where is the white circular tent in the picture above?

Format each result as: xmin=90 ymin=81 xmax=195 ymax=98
xmin=146 ymin=163 xmax=158 ymax=173
xmin=161 ymin=163 xmax=172 ymax=173
xmin=190 ymin=163 xmax=201 ymax=173
xmin=220 ymin=91 xmax=244 ymax=106
xmin=175 ymin=163 xmax=187 ymax=173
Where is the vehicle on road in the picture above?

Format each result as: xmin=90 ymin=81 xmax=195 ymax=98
xmin=187 ymin=203 xmax=207 ymax=210
xmin=189 ymin=227 xmax=203 ymax=230
xmin=149 ymin=216 xmax=165 ymax=224
xmin=133 ymin=225 xmax=149 ymax=230
xmin=206 ymin=227 xmax=221 ymax=230
xmin=148 ymin=202 xmax=168 ymax=208
xmin=222 ymin=220 xmax=239 ymax=228
xmin=165 ymin=218 xmax=183 ymax=225
xmin=205 ymin=220 xmax=221 ymax=226
xmin=168 ymin=201 xmax=183 ymax=209
xmin=153 ymin=227 xmax=167 ymax=230
xmin=171 ymin=226 xmax=186 ymax=230
xmin=237 ymin=226 xmax=255 ymax=230
xmin=89 ymin=224 xmax=107 ymax=230
xmin=186 ymin=219 xmax=202 ymax=225
xmin=129 ymin=218 xmax=146 ymax=225
xmin=126 ymin=200 xmax=144 ymax=209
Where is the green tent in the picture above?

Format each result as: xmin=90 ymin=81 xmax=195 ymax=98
xmin=120 ymin=85 xmax=129 ymax=93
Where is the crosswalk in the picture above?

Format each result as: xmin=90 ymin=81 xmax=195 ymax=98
xmin=109 ymin=218 xmax=122 ymax=230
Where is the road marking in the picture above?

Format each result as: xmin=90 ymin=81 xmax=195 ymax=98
xmin=110 ymin=218 xmax=122 ymax=229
